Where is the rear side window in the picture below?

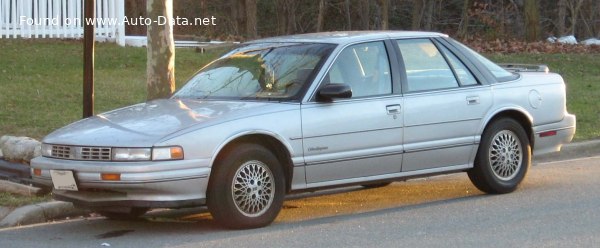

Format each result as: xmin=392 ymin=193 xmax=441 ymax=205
xmin=438 ymin=45 xmax=478 ymax=86
xmin=396 ymin=39 xmax=458 ymax=92
xmin=450 ymin=38 xmax=517 ymax=82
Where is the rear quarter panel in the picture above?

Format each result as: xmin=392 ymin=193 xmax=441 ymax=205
xmin=486 ymin=72 xmax=567 ymax=129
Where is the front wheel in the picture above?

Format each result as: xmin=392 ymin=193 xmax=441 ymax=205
xmin=468 ymin=118 xmax=531 ymax=194
xmin=207 ymin=143 xmax=285 ymax=229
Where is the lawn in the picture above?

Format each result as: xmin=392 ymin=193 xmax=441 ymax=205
xmin=0 ymin=40 xmax=598 ymax=141
xmin=0 ymin=192 xmax=52 ymax=207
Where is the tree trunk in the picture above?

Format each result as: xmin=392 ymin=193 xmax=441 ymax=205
xmin=146 ymin=0 xmax=175 ymax=100
xmin=345 ymin=0 xmax=352 ymax=30
xmin=557 ymin=0 xmax=566 ymax=36
xmin=458 ymin=0 xmax=472 ymax=38
xmin=423 ymin=0 xmax=434 ymax=30
xmin=523 ymin=0 xmax=540 ymax=42
xmin=566 ymin=0 xmax=584 ymax=36
xmin=411 ymin=0 xmax=424 ymax=30
xmin=245 ymin=0 xmax=257 ymax=38
xmin=596 ymin=0 xmax=600 ymax=37
xmin=286 ymin=0 xmax=297 ymax=34
xmin=378 ymin=0 xmax=389 ymax=30
xmin=276 ymin=0 xmax=286 ymax=35
xmin=358 ymin=0 xmax=370 ymax=30
xmin=199 ymin=0 xmax=212 ymax=37
xmin=316 ymin=0 xmax=327 ymax=32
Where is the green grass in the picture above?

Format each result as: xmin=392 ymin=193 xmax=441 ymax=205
xmin=0 ymin=40 xmax=598 ymax=141
xmin=0 ymin=192 xmax=52 ymax=207
xmin=487 ymin=53 xmax=600 ymax=140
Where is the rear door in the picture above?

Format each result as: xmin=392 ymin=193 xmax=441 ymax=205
xmin=395 ymin=38 xmax=492 ymax=172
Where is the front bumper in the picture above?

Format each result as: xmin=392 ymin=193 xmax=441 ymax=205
xmin=30 ymin=156 xmax=212 ymax=208
xmin=532 ymin=113 xmax=576 ymax=156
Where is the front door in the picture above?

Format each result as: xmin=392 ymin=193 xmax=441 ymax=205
xmin=302 ymin=41 xmax=404 ymax=184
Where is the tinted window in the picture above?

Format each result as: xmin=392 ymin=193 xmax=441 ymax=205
xmin=396 ymin=39 xmax=458 ymax=92
xmin=326 ymin=41 xmax=392 ymax=98
xmin=438 ymin=45 xmax=478 ymax=86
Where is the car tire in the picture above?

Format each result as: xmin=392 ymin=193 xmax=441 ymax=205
xmin=207 ymin=143 xmax=285 ymax=229
xmin=361 ymin=182 xmax=392 ymax=189
xmin=97 ymin=207 xmax=149 ymax=220
xmin=468 ymin=118 xmax=531 ymax=194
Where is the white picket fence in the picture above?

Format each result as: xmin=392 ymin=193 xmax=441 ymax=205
xmin=0 ymin=0 xmax=125 ymax=45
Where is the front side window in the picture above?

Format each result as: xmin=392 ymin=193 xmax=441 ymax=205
xmin=174 ymin=43 xmax=335 ymax=101
xmin=325 ymin=41 xmax=392 ymax=98
xmin=397 ymin=39 xmax=459 ymax=92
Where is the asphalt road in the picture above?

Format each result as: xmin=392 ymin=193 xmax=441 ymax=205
xmin=1 ymin=156 xmax=599 ymax=248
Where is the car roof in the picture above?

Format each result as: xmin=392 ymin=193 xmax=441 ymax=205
xmin=248 ymin=31 xmax=448 ymax=45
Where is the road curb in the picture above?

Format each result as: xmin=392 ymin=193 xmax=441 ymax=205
xmin=534 ymin=139 xmax=600 ymax=163
xmin=0 ymin=201 xmax=89 ymax=228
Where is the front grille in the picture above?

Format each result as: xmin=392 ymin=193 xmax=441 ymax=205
xmin=51 ymin=145 xmax=72 ymax=159
xmin=48 ymin=145 xmax=112 ymax=161
xmin=81 ymin=147 xmax=111 ymax=161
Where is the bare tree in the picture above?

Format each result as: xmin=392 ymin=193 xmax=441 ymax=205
xmin=565 ymin=0 xmax=584 ymax=35
xmin=146 ymin=0 xmax=175 ymax=100
xmin=345 ymin=0 xmax=352 ymax=30
xmin=357 ymin=0 xmax=370 ymax=30
xmin=412 ymin=0 xmax=424 ymax=30
xmin=377 ymin=0 xmax=389 ymax=30
xmin=275 ymin=0 xmax=298 ymax=34
xmin=423 ymin=0 xmax=434 ymax=30
xmin=316 ymin=0 xmax=327 ymax=32
xmin=458 ymin=0 xmax=472 ymax=38
xmin=524 ymin=0 xmax=541 ymax=42
xmin=557 ymin=0 xmax=567 ymax=36
xmin=246 ymin=0 xmax=257 ymax=38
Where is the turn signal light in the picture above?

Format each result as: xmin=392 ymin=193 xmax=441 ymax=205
xmin=33 ymin=168 xmax=42 ymax=176
xmin=170 ymin=147 xmax=184 ymax=159
xmin=101 ymin=173 xmax=121 ymax=181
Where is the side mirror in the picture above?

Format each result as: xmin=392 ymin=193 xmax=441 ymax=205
xmin=317 ymin=84 xmax=352 ymax=101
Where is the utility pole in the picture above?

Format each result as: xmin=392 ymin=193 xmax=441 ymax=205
xmin=83 ymin=0 xmax=95 ymax=118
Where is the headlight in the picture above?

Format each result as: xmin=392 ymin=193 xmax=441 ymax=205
xmin=41 ymin=143 xmax=53 ymax=157
xmin=112 ymin=148 xmax=151 ymax=161
xmin=152 ymin=146 xmax=184 ymax=160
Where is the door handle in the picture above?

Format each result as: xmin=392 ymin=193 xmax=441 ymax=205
xmin=466 ymin=96 xmax=480 ymax=105
xmin=386 ymin=104 xmax=401 ymax=115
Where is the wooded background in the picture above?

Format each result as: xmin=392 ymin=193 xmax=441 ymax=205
xmin=125 ymin=0 xmax=600 ymax=42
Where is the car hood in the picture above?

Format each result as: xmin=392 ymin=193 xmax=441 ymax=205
xmin=44 ymin=99 xmax=294 ymax=147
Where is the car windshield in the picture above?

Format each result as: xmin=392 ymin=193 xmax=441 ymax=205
xmin=174 ymin=43 xmax=335 ymax=101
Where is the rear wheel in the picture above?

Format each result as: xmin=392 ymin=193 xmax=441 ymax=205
xmin=207 ymin=143 xmax=285 ymax=229
xmin=468 ymin=118 xmax=531 ymax=194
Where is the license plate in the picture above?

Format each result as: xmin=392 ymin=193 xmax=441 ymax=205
xmin=50 ymin=170 xmax=79 ymax=191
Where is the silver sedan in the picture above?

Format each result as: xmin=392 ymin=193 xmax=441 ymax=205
xmin=31 ymin=31 xmax=576 ymax=229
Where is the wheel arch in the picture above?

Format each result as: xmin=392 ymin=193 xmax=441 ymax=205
xmin=211 ymin=131 xmax=295 ymax=193
xmin=480 ymin=107 xmax=535 ymax=149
